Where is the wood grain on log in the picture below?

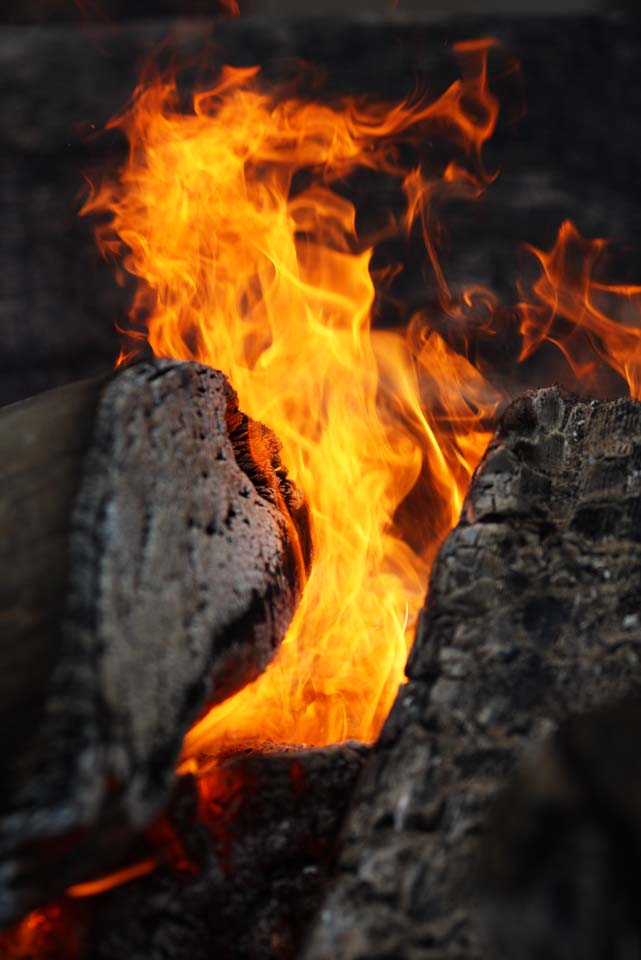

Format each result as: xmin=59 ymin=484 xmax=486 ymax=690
xmin=0 ymin=376 xmax=103 ymax=762
xmin=302 ymin=387 xmax=641 ymax=960
xmin=0 ymin=359 xmax=310 ymax=928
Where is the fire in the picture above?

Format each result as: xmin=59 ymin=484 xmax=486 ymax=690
xmin=66 ymin=860 xmax=157 ymax=898
xmin=82 ymin=40 xmax=502 ymax=763
xmin=82 ymin=37 xmax=641 ymax=768
xmin=518 ymin=220 xmax=641 ymax=400
xmin=7 ymin=34 xmax=641 ymax=956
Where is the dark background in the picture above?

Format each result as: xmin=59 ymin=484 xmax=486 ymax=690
xmin=0 ymin=1 xmax=631 ymax=23
xmin=2 ymin=5 xmax=641 ymax=405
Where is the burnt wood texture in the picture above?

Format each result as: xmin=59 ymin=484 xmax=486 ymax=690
xmin=0 ymin=358 xmax=310 ymax=928
xmin=0 ymin=745 xmax=368 ymax=960
xmin=87 ymin=744 xmax=368 ymax=960
xmin=302 ymin=387 xmax=641 ymax=960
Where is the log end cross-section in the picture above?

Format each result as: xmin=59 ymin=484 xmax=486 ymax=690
xmin=0 ymin=359 xmax=311 ymax=926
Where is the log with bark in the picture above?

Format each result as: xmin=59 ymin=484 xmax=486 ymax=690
xmin=302 ymin=386 xmax=641 ymax=960
xmin=0 ymin=358 xmax=311 ymax=927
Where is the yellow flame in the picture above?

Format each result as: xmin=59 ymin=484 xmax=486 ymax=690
xmin=82 ymin=41 xmax=501 ymax=764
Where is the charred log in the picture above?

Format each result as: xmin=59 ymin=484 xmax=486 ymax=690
xmin=303 ymin=387 xmax=641 ymax=960
xmin=0 ymin=745 xmax=367 ymax=960
xmin=0 ymin=359 xmax=310 ymax=927
xmin=88 ymin=744 xmax=367 ymax=960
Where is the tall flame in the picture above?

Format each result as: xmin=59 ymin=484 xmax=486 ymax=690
xmin=9 ymin=38 xmax=641 ymax=956
xmin=82 ymin=40 xmax=501 ymax=763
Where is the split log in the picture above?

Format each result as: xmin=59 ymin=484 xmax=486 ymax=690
xmin=0 ymin=358 xmax=310 ymax=927
xmin=0 ymin=745 xmax=368 ymax=960
xmin=302 ymin=387 xmax=641 ymax=960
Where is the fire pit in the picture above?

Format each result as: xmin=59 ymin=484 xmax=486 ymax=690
xmin=2 ymin=9 xmax=641 ymax=960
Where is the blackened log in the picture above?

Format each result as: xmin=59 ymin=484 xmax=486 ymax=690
xmin=480 ymin=700 xmax=641 ymax=960
xmin=0 ymin=358 xmax=310 ymax=927
xmin=0 ymin=745 xmax=367 ymax=960
xmin=303 ymin=387 xmax=641 ymax=960
xmin=87 ymin=745 xmax=367 ymax=960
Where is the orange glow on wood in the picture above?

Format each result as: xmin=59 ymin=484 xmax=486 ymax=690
xmin=66 ymin=858 xmax=157 ymax=898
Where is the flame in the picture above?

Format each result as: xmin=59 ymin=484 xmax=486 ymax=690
xmin=82 ymin=40 xmax=501 ymax=763
xmin=517 ymin=219 xmax=641 ymax=399
xmin=80 ymin=36 xmax=641 ymax=770
xmin=8 ymin=36 xmax=641 ymax=950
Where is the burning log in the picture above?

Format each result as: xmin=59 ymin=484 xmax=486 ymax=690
xmin=302 ymin=386 xmax=641 ymax=960
xmin=87 ymin=744 xmax=367 ymax=960
xmin=0 ymin=744 xmax=367 ymax=960
xmin=0 ymin=359 xmax=310 ymax=927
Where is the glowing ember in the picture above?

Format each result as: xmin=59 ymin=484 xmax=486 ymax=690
xmin=0 ymin=904 xmax=86 ymax=960
xmin=66 ymin=860 xmax=157 ymax=898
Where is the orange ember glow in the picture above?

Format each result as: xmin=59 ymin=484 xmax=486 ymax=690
xmin=81 ymin=38 xmax=641 ymax=772
xmin=0 ymin=903 xmax=85 ymax=960
xmin=66 ymin=859 xmax=157 ymax=898
xmin=83 ymin=39 xmax=501 ymax=763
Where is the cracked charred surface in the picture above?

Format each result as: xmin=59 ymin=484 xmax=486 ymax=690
xmin=85 ymin=744 xmax=368 ymax=960
xmin=0 ymin=359 xmax=310 ymax=928
xmin=302 ymin=387 xmax=641 ymax=960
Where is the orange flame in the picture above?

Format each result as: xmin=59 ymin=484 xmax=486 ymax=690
xmin=66 ymin=859 xmax=157 ymax=898
xmin=82 ymin=40 xmax=501 ymax=764
xmin=517 ymin=219 xmax=641 ymax=399
xmin=8 ymin=39 xmax=641 ymax=949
